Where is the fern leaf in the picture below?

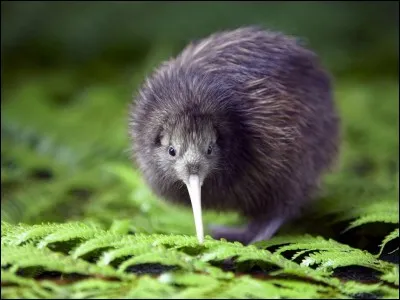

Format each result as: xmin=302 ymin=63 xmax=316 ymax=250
xmin=267 ymin=278 xmax=347 ymax=299
xmin=68 ymin=279 xmax=132 ymax=299
xmin=71 ymin=232 xmax=133 ymax=258
xmin=339 ymin=281 xmax=399 ymax=299
xmin=164 ymin=272 xmax=219 ymax=287
xmin=97 ymin=244 xmax=164 ymax=266
xmin=344 ymin=213 xmax=399 ymax=232
xmin=341 ymin=198 xmax=397 ymax=226
xmin=303 ymin=249 xmax=392 ymax=273
xmin=216 ymin=275 xmax=283 ymax=299
xmin=1 ymin=244 xmax=132 ymax=280
xmin=220 ymin=276 xmax=337 ymax=299
xmin=117 ymin=249 xmax=194 ymax=273
xmin=150 ymin=233 xmax=212 ymax=248
xmin=380 ymin=265 xmax=399 ymax=285
xmin=14 ymin=222 xmax=61 ymax=246
xmin=1 ymin=270 xmax=56 ymax=299
xmin=36 ymin=222 xmax=105 ymax=249
xmin=125 ymin=275 xmax=177 ymax=298
xmin=192 ymin=261 xmax=235 ymax=279
xmin=256 ymin=235 xmax=394 ymax=274
xmin=1 ymin=221 xmax=21 ymax=237
xmin=199 ymin=242 xmax=251 ymax=262
xmin=255 ymin=234 xmax=320 ymax=249
xmin=71 ymin=232 xmax=175 ymax=259
xmin=1 ymin=221 xmax=104 ymax=248
xmin=291 ymin=249 xmax=314 ymax=261
xmin=314 ymin=192 xmax=399 ymax=236
xmin=200 ymin=240 xmax=329 ymax=280
xmin=1 ymin=222 xmax=32 ymax=246
xmin=174 ymin=286 xmax=221 ymax=299
xmin=109 ymin=219 xmax=132 ymax=234
xmin=162 ymin=272 xmax=233 ymax=298
xmin=1 ymin=287 xmax=51 ymax=299
xmin=378 ymin=228 xmax=399 ymax=257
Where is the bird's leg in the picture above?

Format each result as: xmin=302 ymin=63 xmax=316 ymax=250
xmin=210 ymin=216 xmax=286 ymax=245
xmin=248 ymin=216 xmax=286 ymax=244
xmin=209 ymin=224 xmax=255 ymax=245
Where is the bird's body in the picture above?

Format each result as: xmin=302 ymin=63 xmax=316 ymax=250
xmin=129 ymin=26 xmax=340 ymax=245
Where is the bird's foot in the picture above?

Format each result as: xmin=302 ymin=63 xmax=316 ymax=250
xmin=248 ymin=217 xmax=284 ymax=244
xmin=210 ymin=216 xmax=285 ymax=245
xmin=209 ymin=224 xmax=253 ymax=245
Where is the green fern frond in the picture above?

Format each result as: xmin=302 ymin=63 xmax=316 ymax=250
xmin=266 ymin=278 xmax=348 ymax=299
xmin=161 ymin=272 xmax=334 ymax=299
xmin=255 ymin=234 xmax=318 ymax=249
xmin=257 ymin=235 xmax=393 ymax=274
xmin=109 ymin=219 xmax=132 ymax=235
xmin=303 ymin=249 xmax=391 ymax=273
xmin=70 ymin=232 xmax=182 ymax=259
xmin=1 ymin=221 xmax=31 ymax=244
xmin=318 ymin=193 xmax=398 ymax=229
xmin=200 ymin=242 xmax=317 ymax=276
xmin=339 ymin=281 xmax=399 ymax=299
xmin=97 ymin=245 xmax=160 ymax=266
xmin=380 ymin=265 xmax=399 ymax=285
xmin=1 ymin=211 xmax=399 ymax=298
xmin=218 ymin=275 xmax=342 ymax=299
xmin=71 ymin=232 xmax=135 ymax=259
xmin=125 ymin=275 xmax=178 ymax=298
xmin=1 ymin=286 xmax=52 ymax=299
xmin=343 ymin=212 xmax=399 ymax=232
xmin=67 ymin=279 xmax=133 ymax=299
xmin=1 ymin=244 xmax=133 ymax=280
xmin=1 ymin=222 xmax=104 ymax=247
xmin=162 ymin=272 xmax=219 ymax=287
xmin=378 ymin=228 xmax=399 ymax=257
xmin=117 ymin=249 xmax=194 ymax=273
xmin=1 ymin=270 xmax=57 ymax=299
xmin=217 ymin=275 xmax=287 ymax=299
xmin=36 ymin=222 xmax=106 ymax=249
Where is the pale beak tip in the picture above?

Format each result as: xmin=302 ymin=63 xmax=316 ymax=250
xmin=186 ymin=175 xmax=204 ymax=244
xmin=198 ymin=234 xmax=204 ymax=244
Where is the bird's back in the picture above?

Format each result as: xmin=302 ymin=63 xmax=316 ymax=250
xmin=131 ymin=26 xmax=340 ymax=220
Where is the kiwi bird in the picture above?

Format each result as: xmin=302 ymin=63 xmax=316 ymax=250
xmin=129 ymin=26 xmax=340 ymax=245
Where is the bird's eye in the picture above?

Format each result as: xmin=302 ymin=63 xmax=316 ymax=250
xmin=207 ymin=145 xmax=213 ymax=155
xmin=168 ymin=146 xmax=176 ymax=157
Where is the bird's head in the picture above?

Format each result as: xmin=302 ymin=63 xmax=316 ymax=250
xmin=153 ymin=112 xmax=221 ymax=243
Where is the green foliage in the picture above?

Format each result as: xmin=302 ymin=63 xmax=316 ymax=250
xmin=379 ymin=229 xmax=399 ymax=257
xmin=1 ymin=221 xmax=399 ymax=299
xmin=2 ymin=2 xmax=398 ymax=78
xmin=257 ymin=235 xmax=394 ymax=274
xmin=1 ymin=26 xmax=398 ymax=298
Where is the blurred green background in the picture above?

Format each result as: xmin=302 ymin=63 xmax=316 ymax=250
xmin=1 ymin=1 xmax=398 ymax=77
xmin=1 ymin=1 xmax=398 ymax=233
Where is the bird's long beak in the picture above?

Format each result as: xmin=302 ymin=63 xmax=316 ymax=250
xmin=186 ymin=174 xmax=204 ymax=243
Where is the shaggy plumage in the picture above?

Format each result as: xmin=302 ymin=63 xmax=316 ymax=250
xmin=129 ymin=26 xmax=340 ymax=244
